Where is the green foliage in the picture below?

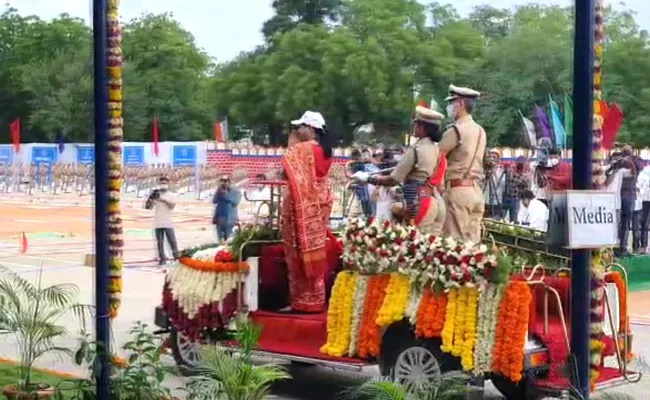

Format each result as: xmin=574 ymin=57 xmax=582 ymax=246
xmin=0 ymin=265 xmax=89 ymax=392
xmin=229 ymin=225 xmax=280 ymax=261
xmin=56 ymin=322 xmax=175 ymax=400
xmin=184 ymin=319 xmax=290 ymax=400
xmin=344 ymin=371 xmax=480 ymax=400
xmin=3 ymin=3 xmax=650 ymax=146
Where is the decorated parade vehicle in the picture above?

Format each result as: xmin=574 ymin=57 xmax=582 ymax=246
xmin=154 ymin=194 xmax=642 ymax=399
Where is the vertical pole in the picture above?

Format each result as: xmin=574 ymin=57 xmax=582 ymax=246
xmin=571 ymin=0 xmax=594 ymax=398
xmin=92 ymin=0 xmax=110 ymax=399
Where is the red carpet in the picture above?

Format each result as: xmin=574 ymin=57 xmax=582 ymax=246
xmin=250 ymin=310 xmax=365 ymax=364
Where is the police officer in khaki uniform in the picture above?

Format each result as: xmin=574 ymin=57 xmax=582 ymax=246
xmin=439 ymin=84 xmax=486 ymax=243
xmin=353 ymin=106 xmax=444 ymax=223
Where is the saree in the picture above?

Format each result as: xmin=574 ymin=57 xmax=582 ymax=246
xmin=281 ymin=141 xmax=333 ymax=312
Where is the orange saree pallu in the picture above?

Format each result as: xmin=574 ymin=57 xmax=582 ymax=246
xmin=281 ymin=141 xmax=333 ymax=312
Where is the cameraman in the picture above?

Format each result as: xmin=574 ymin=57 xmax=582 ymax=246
xmin=145 ymin=176 xmax=179 ymax=266
xmin=213 ymin=175 xmax=241 ymax=242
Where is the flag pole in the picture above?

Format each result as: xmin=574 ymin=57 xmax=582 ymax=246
xmin=571 ymin=0 xmax=595 ymax=397
xmin=92 ymin=0 xmax=111 ymax=399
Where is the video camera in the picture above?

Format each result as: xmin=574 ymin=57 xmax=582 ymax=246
xmin=145 ymin=189 xmax=161 ymax=210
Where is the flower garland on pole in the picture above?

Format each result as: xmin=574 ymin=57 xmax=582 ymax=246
xmin=107 ymin=0 xmax=124 ymax=318
xmin=589 ymin=0 xmax=607 ymax=389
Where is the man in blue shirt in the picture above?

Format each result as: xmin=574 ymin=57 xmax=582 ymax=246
xmin=213 ymin=176 xmax=241 ymax=242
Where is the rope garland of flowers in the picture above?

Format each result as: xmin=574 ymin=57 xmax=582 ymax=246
xmin=590 ymin=1 xmax=608 ymax=389
xmin=107 ymin=0 xmax=123 ymax=318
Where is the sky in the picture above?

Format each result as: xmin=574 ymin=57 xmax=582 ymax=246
xmin=9 ymin=0 xmax=649 ymax=62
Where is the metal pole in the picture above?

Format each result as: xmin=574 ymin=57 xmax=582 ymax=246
xmin=571 ymin=0 xmax=594 ymax=397
xmin=92 ymin=0 xmax=110 ymax=399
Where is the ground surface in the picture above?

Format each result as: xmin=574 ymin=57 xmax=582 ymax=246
xmin=0 ymin=191 xmax=649 ymax=399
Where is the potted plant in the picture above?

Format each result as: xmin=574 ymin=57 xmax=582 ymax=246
xmin=0 ymin=266 xmax=89 ymax=399
xmin=184 ymin=318 xmax=290 ymax=400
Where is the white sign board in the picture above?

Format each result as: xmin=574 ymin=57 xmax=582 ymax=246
xmin=547 ymin=190 xmax=618 ymax=249
xmin=566 ymin=191 xmax=617 ymax=248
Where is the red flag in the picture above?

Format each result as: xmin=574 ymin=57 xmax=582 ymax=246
xmin=602 ymin=103 xmax=624 ymax=150
xmin=20 ymin=232 xmax=28 ymax=254
xmin=152 ymin=117 xmax=160 ymax=156
xmin=9 ymin=118 xmax=20 ymax=153
xmin=214 ymin=121 xmax=223 ymax=142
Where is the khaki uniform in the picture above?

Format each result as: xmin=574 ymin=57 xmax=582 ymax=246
xmin=390 ymin=137 xmax=441 ymax=222
xmin=439 ymin=115 xmax=486 ymax=242
xmin=390 ymin=137 xmax=440 ymax=183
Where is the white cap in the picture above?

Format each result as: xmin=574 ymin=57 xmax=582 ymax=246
xmin=444 ymin=84 xmax=481 ymax=101
xmin=291 ymin=111 xmax=326 ymax=130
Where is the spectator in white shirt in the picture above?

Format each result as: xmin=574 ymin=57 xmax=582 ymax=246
xmin=517 ymin=190 xmax=549 ymax=232
xmin=145 ymin=176 xmax=179 ymax=265
xmin=637 ymin=163 xmax=650 ymax=251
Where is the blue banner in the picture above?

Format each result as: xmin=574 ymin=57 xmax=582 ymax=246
xmin=31 ymin=146 xmax=57 ymax=163
xmin=172 ymin=145 xmax=197 ymax=166
xmin=0 ymin=146 xmax=12 ymax=164
xmin=123 ymin=146 xmax=144 ymax=165
xmin=76 ymin=146 xmax=95 ymax=164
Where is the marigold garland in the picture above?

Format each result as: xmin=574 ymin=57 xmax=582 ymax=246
xmin=321 ymin=271 xmax=358 ymax=357
xmin=460 ymin=287 xmax=479 ymax=371
xmin=106 ymin=0 xmax=123 ymax=319
xmin=178 ymin=257 xmax=249 ymax=273
xmin=415 ymin=288 xmax=447 ymax=339
xmin=376 ymin=273 xmax=410 ymax=326
xmin=491 ymin=281 xmax=532 ymax=382
xmin=440 ymin=288 xmax=458 ymax=353
xmin=357 ymin=275 xmax=391 ymax=359
xmin=590 ymin=273 xmax=606 ymax=390
xmin=605 ymin=271 xmax=633 ymax=362
xmin=450 ymin=287 xmax=469 ymax=357
xmin=605 ymin=272 xmax=628 ymax=334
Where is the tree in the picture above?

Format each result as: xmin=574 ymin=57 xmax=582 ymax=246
xmin=121 ymin=13 xmax=214 ymax=141
xmin=262 ymin=0 xmax=343 ymax=41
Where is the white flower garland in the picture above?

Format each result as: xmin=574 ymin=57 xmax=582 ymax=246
xmin=167 ymin=265 xmax=238 ymax=317
xmin=474 ymin=284 xmax=504 ymax=375
xmin=405 ymin=286 xmax=424 ymax=325
xmin=347 ymin=275 xmax=368 ymax=357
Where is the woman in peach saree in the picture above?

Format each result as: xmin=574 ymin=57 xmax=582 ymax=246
xmin=281 ymin=111 xmax=333 ymax=312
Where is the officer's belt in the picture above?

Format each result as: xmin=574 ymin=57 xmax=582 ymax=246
xmin=448 ymin=179 xmax=478 ymax=188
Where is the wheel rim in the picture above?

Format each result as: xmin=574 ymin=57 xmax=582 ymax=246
xmin=176 ymin=331 xmax=201 ymax=366
xmin=393 ymin=346 xmax=441 ymax=391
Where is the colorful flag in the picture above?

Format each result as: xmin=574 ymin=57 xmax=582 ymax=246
xmin=9 ymin=118 xmax=20 ymax=153
xmin=213 ymin=121 xmax=222 ymax=142
xmin=20 ymin=232 xmax=28 ymax=254
xmin=602 ymin=103 xmax=624 ymax=150
xmin=549 ymin=95 xmax=566 ymax=149
xmin=518 ymin=110 xmax=537 ymax=149
xmin=564 ymin=95 xmax=573 ymax=138
xmin=534 ymin=105 xmax=552 ymax=140
xmin=214 ymin=117 xmax=229 ymax=142
xmin=152 ymin=116 xmax=160 ymax=156
xmin=56 ymin=131 xmax=66 ymax=154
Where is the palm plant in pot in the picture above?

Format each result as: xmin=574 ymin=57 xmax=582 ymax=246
xmin=0 ymin=265 xmax=88 ymax=399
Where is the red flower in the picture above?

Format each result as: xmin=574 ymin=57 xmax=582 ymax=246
xmin=368 ymin=217 xmax=375 ymax=225
xmin=428 ymin=235 xmax=437 ymax=243
xmin=475 ymin=253 xmax=484 ymax=262
xmin=409 ymin=230 xmax=417 ymax=238
xmin=383 ymin=220 xmax=390 ymax=228
xmin=395 ymin=238 xmax=403 ymax=245
xmin=461 ymin=256 xmax=471 ymax=264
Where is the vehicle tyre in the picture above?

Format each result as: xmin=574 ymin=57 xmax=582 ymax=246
xmin=169 ymin=328 xmax=201 ymax=374
xmin=491 ymin=374 xmax=539 ymax=400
